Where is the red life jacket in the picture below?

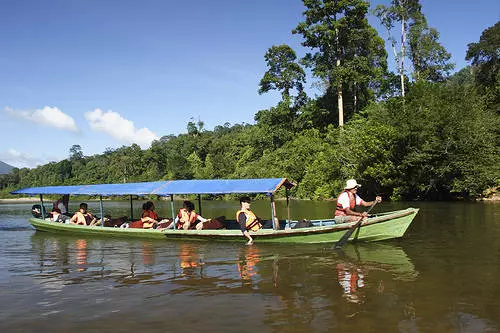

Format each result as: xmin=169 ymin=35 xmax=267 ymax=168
xmin=335 ymin=190 xmax=356 ymax=216
xmin=142 ymin=210 xmax=159 ymax=220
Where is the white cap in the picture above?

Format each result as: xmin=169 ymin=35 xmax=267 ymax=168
xmin=344 ymin=179 xmax=361 ymax=190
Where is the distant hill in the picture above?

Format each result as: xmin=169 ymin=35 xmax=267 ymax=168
xmin=0 ymin=161 xmax=14 ymax=175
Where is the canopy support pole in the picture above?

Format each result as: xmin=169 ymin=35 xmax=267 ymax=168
xmin=129 ymin=195 xmax=133 ymax=221
xmin=170 ymin=195 xmax=175 ymax=229
xmin=99 ymin=195 xmax=104 ymax=227
xmin=40 ymin=194 xmax=46 ymax=219
xmin=62 ymin=194 xmax=70 ymax=214
xmin=270 ymin=194 xmax=277 ymax=230
xmin=286 ymin=188 xmax=291 ymax=229
xmin=198 ymin=194 xmax=202 ymax=216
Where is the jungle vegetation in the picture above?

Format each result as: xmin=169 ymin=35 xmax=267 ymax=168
xmin=1 ymin=1 xmax=498 ymax=201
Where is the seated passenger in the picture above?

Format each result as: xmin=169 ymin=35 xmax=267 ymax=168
xmin=50 ymin=208 xmax=66 ymax=223
xmin=236 ymin=196 xmax=262 ymax=245
xmin=128 ymin=201 xmax=160 ymax=229
xmin=334 ymin=179 xmax=382 ymax=224
xmin=141 ymin=201 xmax=160 ymax=229
xmin=69 ymin=203 xmax=97 ymax=226
xmin=166 ymin=200 xmax=208 ymax=230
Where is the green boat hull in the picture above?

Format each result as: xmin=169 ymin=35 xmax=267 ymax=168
xmin=28 ymin=208 xmax=418 ymax=244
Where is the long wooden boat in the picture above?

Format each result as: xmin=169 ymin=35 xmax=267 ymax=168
xmin=27 ymin=207 xmax=417 ymax=243
xmin=13 ymin=178 xmax=419 ymax=244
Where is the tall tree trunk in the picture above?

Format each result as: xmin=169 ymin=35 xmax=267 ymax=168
xmin=336 ymin=26 xmax=344 ymax=127
xmin=400 ymin=10 xmax=406 ymax=97
xmin=338 ymin=80 xmax=344 ymax=127
xmin=353 ymin=82 xmax=358 ymax=113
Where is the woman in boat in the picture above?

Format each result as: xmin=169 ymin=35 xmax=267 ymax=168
xmin=172 ymin=200 xmax=208 ymax=230
xmin=128 ymin=201 xmax=160 ymax=229
xmin=69 ymin=203 xmax=97 ymax=226
xmin=236 ymin=196 xmax=262 ymax=245
xmin=334 ymin=179 xmax=382 ymax=224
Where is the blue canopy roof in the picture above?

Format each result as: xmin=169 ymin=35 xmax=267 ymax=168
xmin=11 ymin=178 xmax=294 ymax=196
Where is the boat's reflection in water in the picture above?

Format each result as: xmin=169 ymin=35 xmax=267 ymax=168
xmin=26 ymin=233 xmax=497 ymax=332
xmin=29 ymin=233 xmax=418 ymax=294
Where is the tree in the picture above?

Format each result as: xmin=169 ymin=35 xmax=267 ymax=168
xmin=374 ymin=0 xmax=453 ymax=95
xmin=69 ymin=144 xmax=83 ymax=161
xmin=294 ymin=0 xmax=387 ymax=126
xmin=466 ymin=21 xmax=500 ymax=108
xmin=259 ymin=44 xmax=306 ymax=101
xmin=187 ymin=120 xmax=198 ymax=136
xmin=371 ymin=80 xmax=498 ymax=199
xmin=407 ymin=14 xmax=454 ymax=81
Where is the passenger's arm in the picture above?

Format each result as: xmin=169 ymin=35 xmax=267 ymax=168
xmin=344 ymin=207 xmax=367 ymax=217
xmin=197 ymin=215 xmax=208 ymax=223
xmin=237 ymin=212 xmax=247 ymax=233
xmin=360 ymin=196 xmax=382 ymax=207
xmin=69 ymin=213 xmax=78 ymax=224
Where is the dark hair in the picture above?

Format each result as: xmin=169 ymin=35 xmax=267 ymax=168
xmin=143 ymin=201 xmax=154 ymax=211
xmin=52 ymin=208 xmax=61 ymax=213
xmin=240 ymin=196 xmax=251 ymax=204
xmin=79 ymin=203 xmax=88 ymax=210
xmin=183 ymin=200 xmax=195 ymax=212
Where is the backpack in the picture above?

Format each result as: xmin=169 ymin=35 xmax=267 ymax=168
xmin=293 ymin=219 xmax=313 ymax=229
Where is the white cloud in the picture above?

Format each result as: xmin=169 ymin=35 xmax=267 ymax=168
xmin=0 ymin=149 xmax=46 ymax=169
xmin=84 ymin=108 xmax=159 ymax=149
xmin=5 ymin=106 xmax=78 ymax=132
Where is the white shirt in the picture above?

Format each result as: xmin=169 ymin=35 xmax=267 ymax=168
xmin=337 ymin=191 xmax=363 ymax=209
xmin=57 ymin=202 xmax=67 ymax=214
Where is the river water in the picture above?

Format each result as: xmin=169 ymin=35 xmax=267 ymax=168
xmin=0 ymin=200 xmax=498 ymax=333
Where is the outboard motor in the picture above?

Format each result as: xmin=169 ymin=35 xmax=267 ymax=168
xmin=31 ymin=204 xmax=49 ymax=218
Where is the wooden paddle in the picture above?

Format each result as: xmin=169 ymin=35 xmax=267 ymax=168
xmin=334 ymin=201 xmax=378 ymax=249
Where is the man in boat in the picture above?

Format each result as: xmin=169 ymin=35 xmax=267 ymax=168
xmin=69 ymin=203 xmax=97 ymax=226
xmin=334 ymin=179 xmax=382 ymax=224
xmin=53 ymin=195 xmax=69 ymax=216
xmin=236 ymin=196 xmax=262 ymax=245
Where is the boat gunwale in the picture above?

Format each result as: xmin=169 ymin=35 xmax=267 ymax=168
xmin=28 ymin=208 xmax=418 ymax=239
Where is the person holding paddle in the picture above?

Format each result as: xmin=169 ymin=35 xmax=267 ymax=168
xmin=334 ymin=179 xmax=382 ymax=224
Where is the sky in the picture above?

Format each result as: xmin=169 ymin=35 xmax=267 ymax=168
xmin=1 ymin=0 xmax=498 ymax=169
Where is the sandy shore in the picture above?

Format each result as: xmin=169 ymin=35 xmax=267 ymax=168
xmin=0 ymin=197 xmax=40 ymax=204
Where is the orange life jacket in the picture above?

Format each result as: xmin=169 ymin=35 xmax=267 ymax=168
xmin=335 ymin=190 xmax=356 ymax=216
xmin=177 ymin=208 xmax=197 ymax=228
xmin=236 ymin=209 xmax=262 ymax=232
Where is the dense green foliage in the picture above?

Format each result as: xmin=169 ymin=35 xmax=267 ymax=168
xmin=1 ymin=2 xmax=498 ymax=201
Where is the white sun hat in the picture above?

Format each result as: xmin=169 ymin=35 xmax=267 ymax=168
xmin=344 ymin=179 xmax=361 ymax=190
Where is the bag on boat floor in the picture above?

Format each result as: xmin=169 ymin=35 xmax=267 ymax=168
xmin=157 ymin=219 xmax=173 ymax=229
xmin=200 ymin=216 xmax=226 ymax=230
xmin=104 ymin=216 xmax=127 ymax=228
xmin=293 ymin=219 xmax=313 ymax=229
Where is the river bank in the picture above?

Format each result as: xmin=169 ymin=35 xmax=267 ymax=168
xmin=0 ymin=197 xmax=40 ymax=204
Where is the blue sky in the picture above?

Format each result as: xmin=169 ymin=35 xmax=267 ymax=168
xmin=1 ymin=0 xmax=498 ymax=168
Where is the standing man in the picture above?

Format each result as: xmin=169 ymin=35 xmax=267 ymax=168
xmin=53 ymin=195 xmax=69 ymax=216
xmin=236 ymin=196 xmax=262 ymax=245
xmin=334 ymin=179 xmax=382 ymax=223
